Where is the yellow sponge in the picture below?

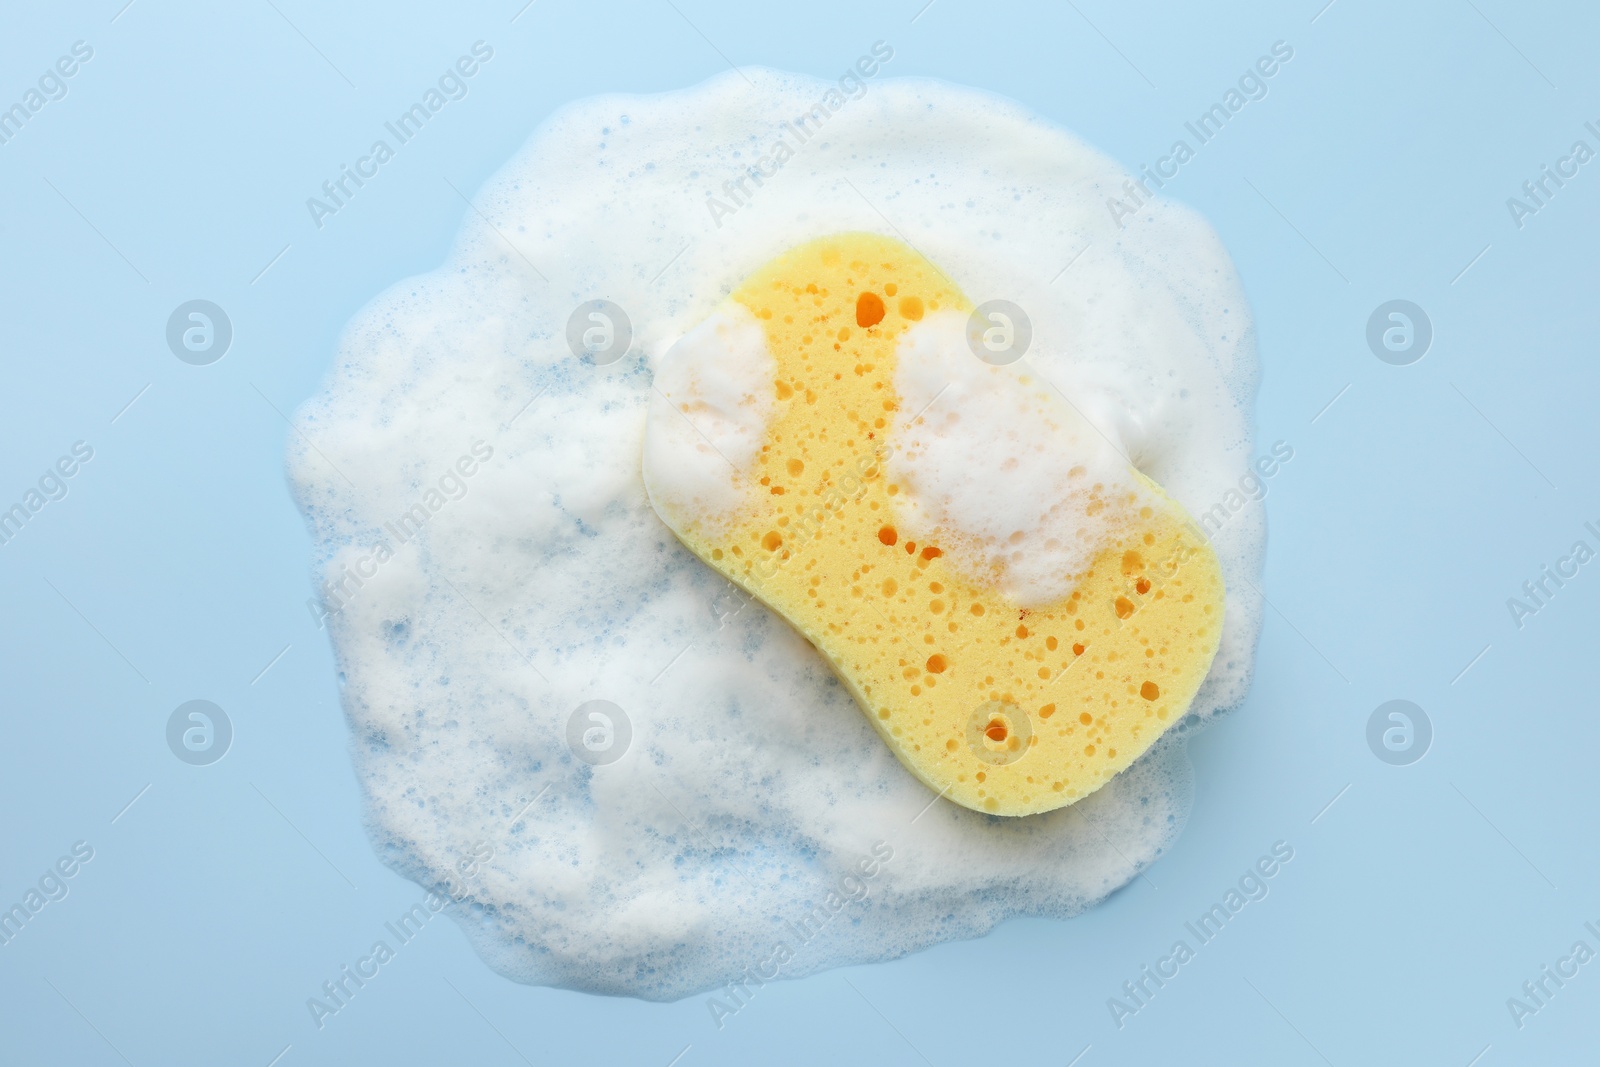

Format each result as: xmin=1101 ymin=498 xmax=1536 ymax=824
xmin=647 ymin=233 xmax=1224 ymax=816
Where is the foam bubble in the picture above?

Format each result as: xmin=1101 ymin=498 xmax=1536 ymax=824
xmin=644 ymin=305 xmax=774 ymax=535
xmin=289 ymin=68 xmax=1262 ymax=1001
xmin=888 ymin=309 xmax=1149 ymax=608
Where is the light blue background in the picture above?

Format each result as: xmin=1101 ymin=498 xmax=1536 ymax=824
xmin=2 ymin=1 xmax=1595 ymax=1064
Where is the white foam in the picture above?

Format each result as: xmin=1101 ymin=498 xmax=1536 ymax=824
xmin=887 ymin=309 xmax=1149 ymax=608
xmin=644 ymin=305 xmax=775 ymax=536
xmin=289 ymin=67 xmax=1263 ymax=1002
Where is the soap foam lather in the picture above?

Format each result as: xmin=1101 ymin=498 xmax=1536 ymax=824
xmin=289 ymin=68 xmax=1263 ymax=1000
xmin=889 ymin=308 xmax=1149 ymax=609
